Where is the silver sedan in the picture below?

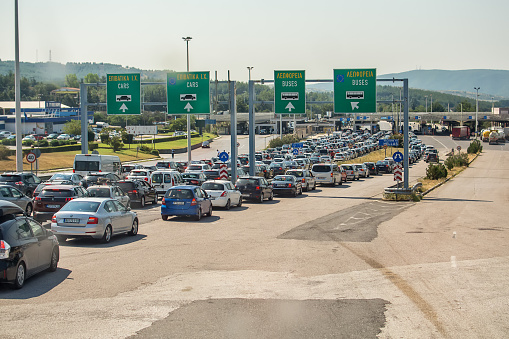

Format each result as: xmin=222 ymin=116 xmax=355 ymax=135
xmin=50 ymin=198 xmax=138 ymax=243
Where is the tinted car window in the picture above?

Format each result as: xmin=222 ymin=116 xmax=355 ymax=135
xmin=117 ymin=182 xmax=135 ymax=192
xmin=87 ymin=188 xmax=112 ymax=197
xmin=39 ymin=189 xmax=73 ymax=197
xmin=60 ymin=201 xmax=100 ymax=212
xmin=75 ymin=161 xmax=100 ymax=172
xmin=202 ymin=183 xmax=224 ymax=191
xmin=0 ymin=175 xmax=22 ymax=182
xmin=15 ymin=219 xmax=32 ymax=240
xmin=236 ymin=178 xmax=259 ymax=186
xmin=312 ymin=165 xmax=332 ymax=172
xmin=165 ymin=189 xmax=194 ymax=199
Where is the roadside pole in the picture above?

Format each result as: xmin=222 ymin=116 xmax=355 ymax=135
xmin=229 ymin=79 xmax=238 ymax=184
xmin=248 ymin=79 xmax=255 ymax=176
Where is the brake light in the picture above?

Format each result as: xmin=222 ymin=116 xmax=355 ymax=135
xmin=331 ymin=173 xmax=334 ymax=177
xmin=15 ymin=181 xmax=23 ymax=185
xmin=255 ymin=186 xmax=260 ymax=190
xmin=162 ymin=197 xmax=166 ymax=205
xmin=129 ymin=190 xmax=138 ymax=194
xmin=288 ymin=183 xmax=292 ymax=187
xmin=220 ymin=191 xmax=227 ymax=197
xmin=144 ymin=177 xmax=148 ymax=181
xmin=87 ymin=217 xmax=98 ymax=224
xmin=190 ymin=198 xmax=197 ymax=206
xmin=65 ymin=197 xmax=73 ymax=202
xmin=302 ymin=178 xmax=305 ymax=183
xmin=73 ymin=169 xmax=75 ymax=173
xmin=51 ymin=215 xmax=57 ymax=223
xmin=35 ymin=197 xmax=41 ymax=201
xmin=0 ymin=240 xmax=11 ymax=259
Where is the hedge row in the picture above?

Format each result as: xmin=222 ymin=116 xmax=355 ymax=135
xmin=125 ymin=133 xmax=199 ymax=144
xmin=8 ymin=144 xmax=82 ymax=156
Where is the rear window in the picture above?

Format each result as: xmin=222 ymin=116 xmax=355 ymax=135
xmin=236 ymin=178 xmax=259 ymax=186
xmin=86 ymin=188 xmax=111 ymax=197
xmin=187 ymin=165 xmax=202 ymax=171
xmin=122 ymin=166 xmax=135 ymax=173
xmin=117 ymin=182 xmax=136 ymax=192
xmin=312 ymin=165 xmax=332 ymax=172
xmin=60 ymin=201 xmax=100 ymax=212
xmin=165 ymin=189 xmax=194 ymax=199
xmin=0 ymin=175 xmax=22 ymax=182
xmin=286 ymin=171 xmax=303 ymax=177
xmin=151 ymin=173 xmax=163 ymax=184
xmin=39 ymin=189 xmax=73 ymax=197
xmin=183 ymin=173 xmax=199 ymax=179
xmin=342 ymin=165 xmax=353 ymax=170
xmin=202 ymin=183 xmax=224 ymax=191
xmin=75 ymin=161 xmax=100 ymax=172
xmin=49 ymin=174 xmax=72 ymax=181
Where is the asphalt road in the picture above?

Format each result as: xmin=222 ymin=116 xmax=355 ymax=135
xmin=1 ymin=136 xmax=508 ymax=338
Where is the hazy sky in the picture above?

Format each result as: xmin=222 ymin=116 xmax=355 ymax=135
xmin=1 ymin=0 xmax=507 ymax=81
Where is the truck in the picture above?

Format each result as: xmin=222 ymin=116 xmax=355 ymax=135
xmin=451 ymin=126 xmax=470 ymax=140
xmin=73 ymin=154 xmax=121 ymax=176
xmin=488 ymin=130 xmax=506 ymax=145
xmin=482 ymin=129 xmax=491 ymax=142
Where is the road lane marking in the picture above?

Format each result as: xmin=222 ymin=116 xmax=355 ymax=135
xmin=451 ymin=256 xmax=457 ymax=268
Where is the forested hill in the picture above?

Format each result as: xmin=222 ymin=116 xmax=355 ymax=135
xmin=0 ymin=61 xmax=170 ymax=84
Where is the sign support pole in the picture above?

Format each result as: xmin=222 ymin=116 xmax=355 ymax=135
xmin=403 ymin=79 xmax=409 ymax=189
xmin=248 ymin=79 xmax=255 ymax=176
xmin=80 ymin=82 xmax=89 ymax=154
xmin=280 ymin=115 xmax=282 ymax=139
xmin=230 ymin=80 xmax=238 ymax=184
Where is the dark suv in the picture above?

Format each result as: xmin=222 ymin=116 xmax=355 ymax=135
xmin=81 ymin=172 xmax=121 ymax=188
xmin=235 ymin=176 xmax=273 ymax=203
xmin=0 ymin=172 xmax=42 ymax=198
xmin=117 ymin=180 xmax=157 ymax=207
xmin=0 ymin=201 xmax=59 ymax=289
xmin=33 ymin=185 xmax=88 ymax=223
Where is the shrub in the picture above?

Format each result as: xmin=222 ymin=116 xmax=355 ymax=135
xmin=268 ymin=135 xmax=301 ymax=149
xmin=22 ymin=140 xmax=33 ymax=146
xmin=150 ymin=149 xmax=160 ymax=156
xmin=50 ymin=139 xmax=61 ymax=147
xmin=140 ymin=145 xmax=151 ymax=153
xmin=100 ymin=133 xmax=110 ymax=144
xmin=426 ymin=163 xmax=448 ymax=180
xmin=88 ymin=142 xmax=98 ymax=151
xmin=390 ymin=134 xmax=403 ymax=147
xmin=444 ymin=153 xmax=469 ymax=170
xmin=108 ymin=136 xmax=124 ymax=152
xmin=36 ymin=139 xmax=49 ymax=147
xmin=467 ymin=139 xmax=482 ymax=154
xmin=0 ymin=144 xmax=10 ymax=160
xmin=1 ymin=139 xmax=15 ymax=146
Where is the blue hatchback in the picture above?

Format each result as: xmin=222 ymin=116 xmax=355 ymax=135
xmin=161 ymin=185 xmax=212 ymax=221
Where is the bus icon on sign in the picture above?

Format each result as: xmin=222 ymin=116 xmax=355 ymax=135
xmin=346 ymin=91 xmax=364 ymax=99
xmin=281 ymin=92 xmax=299 ymax=100
xmin=116 ymin=95 xmax=132 ymax=102
xmin=180 ymin=94 xmax=197 ymax=101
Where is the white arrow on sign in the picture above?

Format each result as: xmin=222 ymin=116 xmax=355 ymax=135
xmin=285 ymin=102 xmax=295 ymax=112
xmin=119 ymin=103 xmax=128 ymax=113
xmin=184 ymin=103 xmax=194 ymax=112
xmin=351 ymin=102 xmax=359 ymax=110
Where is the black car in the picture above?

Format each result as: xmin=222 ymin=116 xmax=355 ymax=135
xmin=203 ymin=170 xmax=222 ymax=180
xmin=363 ymin=162 xmax=378 ymax=175
xmin=271 ymin=175 xmax=302 ymax=197
xmin=235 ymin=176 xmax=273 ymax=203
xmin=0 ymin=172 xmax=42 ymax=198
xmin=182 ymin=172 xmax=207 ymax=186
xmin=81 ymin=172 xmax=121 ymax=188
xmin=0 ymin=201 xmax=59 ymax=289
xmin=155 ymin=161 xmax=179 ymax=171
xmin=117 ymin=180 xmax=157 ymax=208
xmin=375 ymin=160 xmax=392 ymax=174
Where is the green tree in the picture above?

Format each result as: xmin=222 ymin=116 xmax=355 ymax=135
xmin=63 ymin=120 xmax=82 ymax=136
xmin=65 ymin=74 xmax=80 ymax=88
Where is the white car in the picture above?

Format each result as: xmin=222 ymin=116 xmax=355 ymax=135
xmin=201 ymin=180 xmax=242 ymax=209
xmin=126 ymin=169 xmax=153 ymax=185
xmin=185 ymin=164 xmax=211 ymax=172
xmin=57 ymin=134 xmax=70 ymax=140
xmin=22 ymin=135 xmax=36 ymax=142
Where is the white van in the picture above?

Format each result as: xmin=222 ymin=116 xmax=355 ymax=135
xmin=151 ymin=170 xmax=184 ymax=198
xmin=73 ymin=154 xmax=121 ymax=176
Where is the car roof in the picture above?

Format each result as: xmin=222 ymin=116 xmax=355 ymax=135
xmin=0 ymin=200 xmax=24 ymax=216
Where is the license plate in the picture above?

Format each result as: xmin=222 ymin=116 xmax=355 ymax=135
xmin=64 ymin=218 xmax=79 ymax=223
xmin=318 ymin=177 xmax=325 ymax=180
xmin=173 ymin=201 xmax=185 ymax=205
xmin=47 ymin=204 xmax=60 ymax=209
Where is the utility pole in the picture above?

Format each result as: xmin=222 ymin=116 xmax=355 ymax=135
xmin=182 ymin=36 xmax=192 ymax=163
xmin=474 ymin=87 xmax=480 ymax=137
xmin=14 ymin=0 xmax=23 ymax=171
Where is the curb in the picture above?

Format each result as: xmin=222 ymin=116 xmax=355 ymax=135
xmin=421 ymin=151 xmax=480 ymax=196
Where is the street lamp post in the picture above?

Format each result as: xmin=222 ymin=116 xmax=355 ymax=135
xmin=182 ymin=36 xmax=192 ymax=163
xmin=474 ymin=87 xmax=480 ymax=137
xmin=247 ymin=66 xmax=253 ymax=82
xmin=425 ymin=95 xmax=428 ymax=113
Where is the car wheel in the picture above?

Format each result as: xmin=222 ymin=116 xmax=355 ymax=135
xmin=294 ymin=189 xmax=298 ymax=197
xmin=56 ymin=235 xmax=67 ymax=243
xmin=101 ymin=225 xmax=112 ymax=243
xmin=312 ymin=183 xmax=316 ymax=190
xmin=162 ymin=215 xmax=168 ymax=221
xmin=225 ymin=199 xmax=231 ymax=210
xmin=140 ymin=196 xmax=145 ymax=208
xmin=152 ymin=195 xmax=157 ymax=205
xmin=195 ymin=208 xmax=202 ymax=221
xmin=269 ymin=191 xmax=274 ymax=201
xmin=237 ymin=196 xmax=243 ymax=207
xmin=305 ymin=183 xmax=309 ymax=192
xmin=259 ymin=193 xmax=264 ymax=203
xmin=129 ymin=219 xmax=138 ymax=236
xmin=13 ymin=262 xmax=25 ymax=289
xmin=25 ymin=203 xmax=33 ymax=217
xmin=299 ymin=187 xmax=303 ymax=195
xmin=208 ymin=204 xmax=213 ymax=217
xmin=48 ymin=248 xmax=58 ymax=272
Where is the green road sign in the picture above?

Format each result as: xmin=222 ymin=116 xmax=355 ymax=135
xmin=274 ymin=70 xmax=305 ymax=114
xmin=333 ymin=69 xmax=376 ymax=114
xmin=167 ymin=72 xmax=210 ymax=114
xmin=106 ymin=73 xmax=141 ymax=115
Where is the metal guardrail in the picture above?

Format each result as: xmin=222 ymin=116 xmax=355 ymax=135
xmin=384 ymin=182 xmax=422 ymax=195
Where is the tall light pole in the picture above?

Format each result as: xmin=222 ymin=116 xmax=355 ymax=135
xmin=474 ymin=87 xmax=480 ymax=137
xmin=492 ymin=97 xmax=494 ymax=114
xmin=14 ymin=0 xmax=22 ymax=171
xmin=425 ymin=95 xmax=428 ymax=113
xmin=247 ymin=66 xmax=253 ymax=81
xmin=182 ymin=37 xmax=192 ymax=163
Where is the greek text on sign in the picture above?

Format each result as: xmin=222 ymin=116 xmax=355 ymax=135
xmin=107 ymin=73 xmax=141 ymax=115
xmin=167 ymin=71 xmax=210 ymax=114
xmin=274 ymin=70 xmax=306 ymax=114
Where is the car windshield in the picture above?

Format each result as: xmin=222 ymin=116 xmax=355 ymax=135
xmin=0 ymin=175 xmax=22 ymax=182
xmin=165 ymin=189 xmax=194 ymax=199
xmin=39 ymin=189 xmax=73 ymax=197
xmin=273 ymin=176 xmax=293 ymax=182
xmin=49 ymin=174 xmax=72 ymax=181
xmin=87 ymin=188 xmax=111 ymax=197
xmin=312 ymin=165 xmax=332 ymax=172
xmin=60 ymin=200 xmax=100 ymax=212
xmin=202 ymin=183 xmax=225 ymax=191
